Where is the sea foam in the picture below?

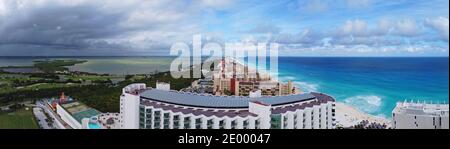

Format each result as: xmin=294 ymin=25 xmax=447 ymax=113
xmin=344 ymin=95 xmax=383 ymax=114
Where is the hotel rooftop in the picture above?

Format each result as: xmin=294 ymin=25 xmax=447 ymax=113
xmin=139 ymin=88 xmax=333 ymax=108
xmin=393 ymin=101 xmax=449 ymax=117
xmin=61 ymin=101 xmax=101 ymax=123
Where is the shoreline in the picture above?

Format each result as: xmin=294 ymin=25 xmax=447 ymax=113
xmin=227 ymin=58 xmax=392 ymax=128
xmin=334 ymin=102 xmax=391 ymax=128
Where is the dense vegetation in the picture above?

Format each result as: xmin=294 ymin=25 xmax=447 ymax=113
xmin=1 ymin=70 xmax=200 ymax=113
xmin=33 ymin=60 xmax=86 ymax=72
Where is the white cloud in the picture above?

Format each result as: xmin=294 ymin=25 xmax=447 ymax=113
xmin=0 ymin=0 xmax=226 ymax=55
xmin=0 ymin=1 xmax=7 ymax=16
xmin=338 ymin=19 xmax=368 ymax=37
xmin=375 ymin=18 xmax=394 ymax=35
xmin=425 ymin=17 xmax=449 ymax=41
xmin=395 ymin=19 xmax=422 ymax=36
xmin=0 ymin=0 xmax=448 ymax=56
xmin=280 ymin=43 xmax=448 ymax=56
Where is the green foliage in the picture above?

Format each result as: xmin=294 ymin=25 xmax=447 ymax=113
xmin=29 ymin=73 xmax=60 ymax=80
xmin=33 ymin=60 xmax=86 ymax=73
xmin=1 ymin=70 xmax=199 ymax=114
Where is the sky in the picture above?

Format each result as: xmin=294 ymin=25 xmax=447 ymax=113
xmin=0 ymin=0 xmax=448 ymax=56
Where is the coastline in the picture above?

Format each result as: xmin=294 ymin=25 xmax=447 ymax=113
xmin=334 ymin=102 xmax=391 ymax=128
xmin=230 ymin=57 xmax=393 ymax=128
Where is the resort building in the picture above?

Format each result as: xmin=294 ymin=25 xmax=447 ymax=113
xmin=392 ymin=101 xmax=449 ymax=129
xmin=120 ymin=83 xmax=336 ymax=129
xmin=211 ymin=59 xmax=299 ymax=96
xmin=234 ymin=81 xmax=296 ymax=96
xmin=46 ymin=93 xmax=103 ymax=129
xmin=55 ymin=101 xmax=102 ymax=129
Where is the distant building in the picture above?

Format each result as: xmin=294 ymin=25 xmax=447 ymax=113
xmin=211 ymin=58 xmax=299 ymax=96
xmin=156 ymin=81 xmax=170 ymax=91
xmin=392 ymin=101 xmax=449 ymax=129
xmin=120 ymin=83 xmax=336 ymax=129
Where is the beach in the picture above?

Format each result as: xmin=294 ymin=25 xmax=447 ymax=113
xmin=334 ymin=102 xmax=391 ymax=128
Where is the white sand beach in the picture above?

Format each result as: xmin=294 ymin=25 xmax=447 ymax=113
xmin=334 ymin=102 xmax=391 ymax=128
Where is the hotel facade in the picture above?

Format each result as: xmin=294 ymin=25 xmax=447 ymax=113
xmin=120 ymin=83 xmax=336 ymax=129
xmin=212 ymin=59 xmax=298 ymax=96
xmin=392 ymin=101 xmax=449 ymax=129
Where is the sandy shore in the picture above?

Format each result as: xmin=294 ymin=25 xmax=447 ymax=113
xmin=334 ymin=102 xmax=391 ymax=128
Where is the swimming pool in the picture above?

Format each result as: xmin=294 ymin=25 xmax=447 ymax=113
xmin=88 ymin=123 xmax=101 ymax=129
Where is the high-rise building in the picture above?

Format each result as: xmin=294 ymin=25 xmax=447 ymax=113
xmin=120 ymin=83 xmax=336 ymax=129
xmin=392 ymin=101 xmax=449 ymax=129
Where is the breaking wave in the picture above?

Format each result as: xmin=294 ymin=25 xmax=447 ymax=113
xmin=344 ymin=95 xmax=383 ymax=114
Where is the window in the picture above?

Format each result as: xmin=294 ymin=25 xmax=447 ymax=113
xmin=195 ymin=118 xmax=202 ymax=129
xmin=139 ymin=121 xmax=145 ymax=129
xmin=219 ymin=120 xmax=225 ymax=129
xmin=154 ymin=121 xmax=161 ymax=129
xmin=207 ymin=119 xmax=214 ymax=129
xmin=174 ymin=120 xmax=180 ymax=129
xmin=154 ymin=111 xmax=161 ymax=129
xmin=255 ymin=119 xmax=261 ymax=129
xmin=231 ymin=120 xmax=237 ymax=129
xmin=184 ymin=117 xmax=190 ymax=129
xmin=173 ymin=115 xmax=180 ymax=122
xmin=283 ymin=115 xmax=289 ymax=128
xmin=154 ymin=111 xmax=161 ymax=118
xmin=270 ymin=114 xmax=281 ymax=129
xmin=243 ymin=120 xmax=249 ymax=129
xmin=163 ymin=113 xmax=170 ymax=129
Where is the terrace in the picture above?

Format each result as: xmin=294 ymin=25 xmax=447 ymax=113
xmin=61 ymin=101 xmax=101 ymax=123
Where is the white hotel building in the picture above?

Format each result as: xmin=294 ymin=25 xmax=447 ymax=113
xmin=392 ymin=101 xmax=449 ymax=129
xmin=120 ymin=83 xmax=336 ymax=129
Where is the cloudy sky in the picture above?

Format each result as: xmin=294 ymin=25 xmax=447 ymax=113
xmin=0 ymin=0 xmax=448 ymax=56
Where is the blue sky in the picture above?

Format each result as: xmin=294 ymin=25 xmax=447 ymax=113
xmin=0 ymin=0 xmax=448 ymax=56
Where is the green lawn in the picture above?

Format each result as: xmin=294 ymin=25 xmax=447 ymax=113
xmin=0 ymin=83 xmax=80 ymax=94
xmin=67 ymin=75 xmax=114 ymax=81
xmin=0 ymin=108 xmax=39 ymax=129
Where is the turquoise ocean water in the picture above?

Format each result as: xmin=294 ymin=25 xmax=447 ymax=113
xmin=274 ymin=57 xmax=448 ymax=118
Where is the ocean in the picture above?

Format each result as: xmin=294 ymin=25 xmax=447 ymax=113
xmin=276 ymin=57 xmax=449 ymax=118
xmin=1 ymin=56 xmax=448 ymax=118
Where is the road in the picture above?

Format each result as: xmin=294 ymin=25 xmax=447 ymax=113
xmin=36 ymin=100 xmax=71 ymax=129
xmin=33 ymin=107 xmax=54 ymax=129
